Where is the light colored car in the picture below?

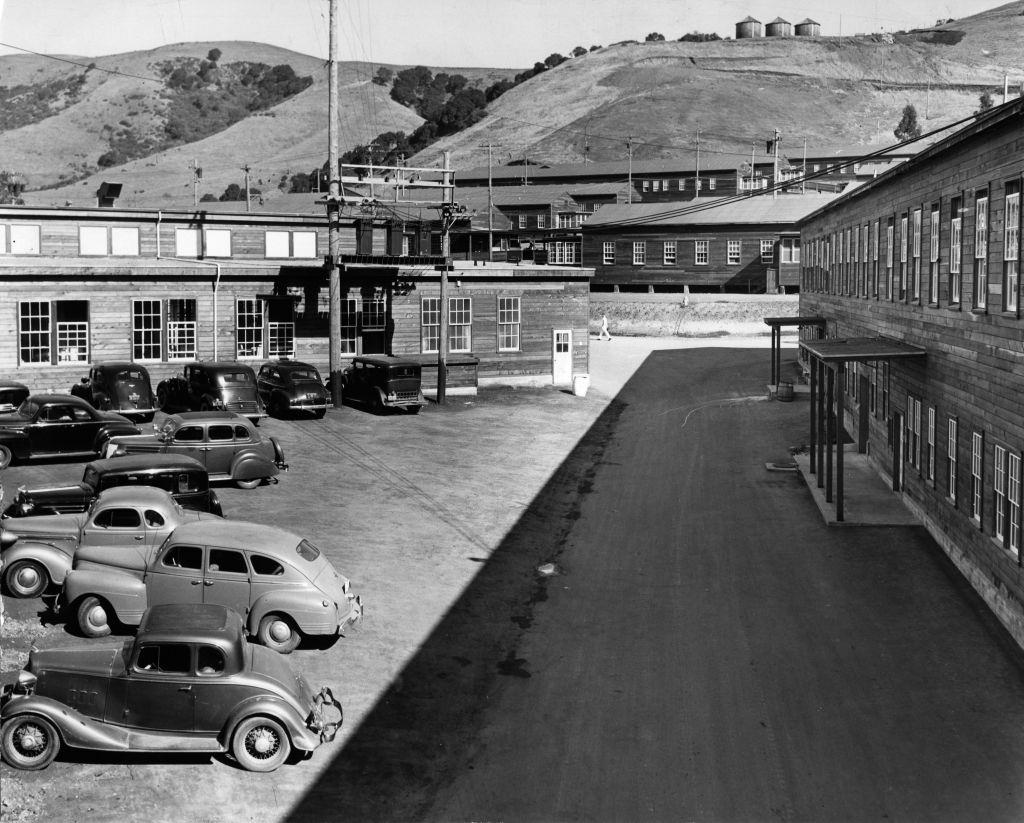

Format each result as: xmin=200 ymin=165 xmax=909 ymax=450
xmin=63 ymin=520 xmax=363 ymax=654
xmin=1 ymin=485 xmax=219 ymax=598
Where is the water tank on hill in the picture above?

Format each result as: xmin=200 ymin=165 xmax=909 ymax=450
xmin=766 ymin=17 xmax=792 ymax=37
xmin=736 ymin=16 xmax=763 ymax=38
xmin=795 ymin=18 xmax=821 ymax=37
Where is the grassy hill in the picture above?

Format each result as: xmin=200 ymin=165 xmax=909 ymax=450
xmin=1 ymin=3 xmax=1022 ymax=207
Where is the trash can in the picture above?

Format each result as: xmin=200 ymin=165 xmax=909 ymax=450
xmin=776 ymin=381 xmax=794 ymax=402
xmin=572 ymin=374 xmax=590 ymax=397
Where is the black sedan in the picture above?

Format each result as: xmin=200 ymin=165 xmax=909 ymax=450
xmin=70 ymin=362 xmax=157 ymax=422
xmin=0 ymin=381 xmax=30 ymax=414
xmin=257 ymin=360 xmax=330 ymax=418
xmin=0 ymin=394 xmax=140 ymax=470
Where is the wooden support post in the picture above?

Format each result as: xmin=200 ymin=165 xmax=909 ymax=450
xmin=809 ymin=354 xmax=817 ymax=475
xmin=825 ymin=365 xmax=834 ymax=503
xmin=836 ymin=361 xmax=845 ymax=522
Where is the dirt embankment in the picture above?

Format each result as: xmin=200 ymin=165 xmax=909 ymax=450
xmin=590 ymin=293 xmax=799 ymax=338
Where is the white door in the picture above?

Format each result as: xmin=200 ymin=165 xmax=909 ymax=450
xmin=552 ymin=329 xmax=572 ymax=385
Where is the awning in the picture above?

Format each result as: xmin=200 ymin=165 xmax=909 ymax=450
xmin=763 ymin=315 xmax=827 ymax=328
xmin=800 ymin=336 xmax=926 ymax=363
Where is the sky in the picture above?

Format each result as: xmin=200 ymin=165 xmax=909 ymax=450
xmin=0 ymin=0 xmax=1006 ymax=68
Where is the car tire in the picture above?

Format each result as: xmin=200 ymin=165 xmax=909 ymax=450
xmin=232 ymin=716 xmax=291 ymax=772
xmin=2 ymin=560 xmax=51 ymax=599
xmin=235 ymin=477 xmax=262 ymax=490
xmin=0 ymin=444 xmax=13 ymax=470
xmin=156 ymin=386 xmax=169 ymax=411
xmin=313 ymin=408 xmax=326 ymax=419
xmin=76 ymin=596 xmax=113 ymax=638
xmin=1 ymin=715 xmax=61 ymax=770
xmin=270 ymin=395 xmax=286 ymax=419
xmin=256 ymin=613 xmax=301 ymax=654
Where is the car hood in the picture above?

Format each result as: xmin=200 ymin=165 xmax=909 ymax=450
xmin=0 ymin=411 xmax=31 ymax=428
xmin=1 ymin=512 xmax=86 ymax=540
xmin=249 ymin=644 xmax=312 ymax=708
xmin=29 ymin=641 xmax=126 ymax=679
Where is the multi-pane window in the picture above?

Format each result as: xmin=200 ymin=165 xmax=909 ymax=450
xmin=886 ymin=219 xmax=894 ymax=299
xmin=167 ymin=299 xmax=197 ymax=360
xmin=267 ymin=299 xmax=295 ymax=358
xmin=602 ymin=241 xmax=615 ymax=265
xmin=1004 ymin=183 xmax=1020 ymax=313
xmin=899 ymin=214 xmax=908 ymax=300
xmin=204 ymin=228 xmax=232 ymax=257
xmin=19 ymin=300 xmax=90 ymax=364
xmin=971 ymin=431 xmax=984 ymax=525
xmin=1009 ymin=452 xmax=1022 ymax=558
xmin=132 ymin=300 xmax=162 ymax=361
xmin=780 ymin=237 xmax=800 ymax=263
xmin=341 ymin=298 xmax=358 ymax=354
xmin=760 ymin=239 xmax=774 ymax=264
xmin=948 ymin=418 xmax=958 ymax=504
xmin=881 ymin=362 xmax=889 ymax=419
xmin=929 ymin=205 xmax=940 ymax=304
xmin=912 ymin=208 xmax=922 ymax=300
xmin=557 ymin=213 xmax=583 ymax=229
xmin=695 ymin=240 xmax=709 ymax=265
xmin=853 ymin=225 xmax=860 ymax=295
xmin=79 ymin=225 xmax=140 ymax=256
xmin=872 ymin=219 xmax=880 ymax=297
xmin=632 ymin=241 xmax=646 ymax=265
xmin=135 ymin=298 xmax=199 ymax=361
xmin=421 ymin=297 xmax=440 ymax=354
xmin=537 ymin=214 xmax=547 ymax=229
xmin=663 ymin=241 xmax=677 ymax=265
xmin=1 ymin=224 xmax=41 ymax=254
xmin=975 ymin=192 xmax=989 ymax=309
xmin=449 ymin=296 xmax=472 ymax=353
xmin=908 ymin=395 xmax=921 ymax=470
xmin=708 ymin=178 xmax=716 ymax=190
xmin=652 ymin=180 xmax=661 ymax=192
xmin=548 ymin=241 xmax=579 ymax=264
xmin=727 ymin=240 xmax=741 ymax=265
xmin=265 ymin=230 xmax=317 ymax=258
xmin=950 ymin=195 xmax=963 ymax=303
xmin=518 ymin=214 xmax=526 ymax=229
xmin=175 ymin=228 xmax=200 ymax=256
xmin=995 ymin=445 xmax=1007 ymax=542
xmin=642 ymin=180 xmax=650 ymax=192
xmin=497 ymin=297 xmax=521 ymax=351
xmin=926 ymin=406 xmax=936 ymax=483
xmin=236 ymin=299 xmax=264 ymax=358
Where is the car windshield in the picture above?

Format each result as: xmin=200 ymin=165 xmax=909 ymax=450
xmin=388 ymin=366 xmax=418 ymax=379
xmin=18 ymin=400 xmax=39 ymax=417
xmin=296 ymin=539 xmax=321 ymax=561
xmin=218 ymin=372 xmax=253 ymax=386
xmin=291 ymin=369 xmax=320 ymax=381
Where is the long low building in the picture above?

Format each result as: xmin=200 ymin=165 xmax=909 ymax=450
xmin=0 ymin=202 xmax=593 ymax=395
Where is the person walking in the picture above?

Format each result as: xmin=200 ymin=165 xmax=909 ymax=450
xmin=599 ymin=313 xmax=612 ymax=341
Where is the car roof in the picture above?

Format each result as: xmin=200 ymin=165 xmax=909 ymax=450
xmin=137 ymin=603 xmax=245 ymax=645
xmin=0 ymin=381 xmax=29 ymax=391
xmin=94 ymin=361 xmax=146 ymax=373
xmin=86 ymin=454 xmax=205 ymax=473
xmin=268 ymin=360 xmax=319 ymax=373
xmin=26 ymin=393 xmax=93 ymax=406
xmin=168 ymin=411 xmax=247 ymax=424
xmin=352 ymin=355 xmax=420 ymax=368
xmin=171 ymin=520 xmax=302 ymax=553
xmin=95 ymin=485 xmax=176 ymax=506
xmin=193 ymin=361 xmax=257 ymax=374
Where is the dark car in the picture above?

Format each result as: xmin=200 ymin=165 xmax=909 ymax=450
xmin=70 ymin=362 xmax=157 ymax=422
xmin=0 ymin=394 xmax=140 ymax=471
xmin=2 ymin=453 xmax=223 ymax=520
xmin=105 ymin=411 xmax=286 ymax=489
xmin=0 ymin=382 xmax=30 ymax=414
xmin=157 ymin=362 xmax=267 ymax=425
xmin=0 ymin=603 xmax=342 ymax=772
xmin=257 ymin=360 xmax=330 ymax=419
xmin=342 ymin=355 xmax=426 ymax=413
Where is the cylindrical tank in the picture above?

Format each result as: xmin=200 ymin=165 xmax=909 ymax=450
xmin=795 ymin=18 xmax=821 ymax=37
xmin=735 ymin=16 xmax=762 ymax=39
xmin=766 ymin=17 xmax=792 ymax=37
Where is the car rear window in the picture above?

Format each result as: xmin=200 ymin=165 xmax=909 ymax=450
xmin=218 ymin=372 xmax=253 ymax=386
xmin=136 ymin=643 xmax=191 ymax=674
xmin=208 ymin=425 xmax=234 ymax=442
xmin=296 ymin=539 xmax=321 ymax=561
xmin=116 ymin=369 xmax=146 ymax=381
xmin=291 ymin=369 xmax=320 ymax=381
xmin=388 ymin=366 xmax=418 ymax=379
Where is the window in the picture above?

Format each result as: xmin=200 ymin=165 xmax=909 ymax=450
xmin=78 ymin=225 xmax=140 ymax=256
xmin=204 ymin=228 xmax=232 ymax=257
xmin=1009 ymin=452 xmax=1022 ymax=558
xmin=132 ymin=298 xmax=198 ymax=361
xmin=950 ymin=195 xmax=962 ymax=303
xmin=727 ymin=240 xmax=741 ymax=265
xmin=173 ymin=426 xmax=204 ymax=443
xmin=449 ymin=296 xmax=472 ymax=353
xmin=948 ymin=418 xmax=958 ymax=504
xmin=881 ymin=362 xmax=889 ymax=419
xmin=517 ymin=214 xmax=526 ymax=229
xmin=886 ymin=219 xmax=894 ymax=299
xmin=760 ymin=239 xmax=774 ymax=264
xmin=341 ymin=297 xmax=358 ymax=354
xmin=537 ymin=214 xmax=547 ymax=229
xmin=1 ymin=224 xmax=41 ymax=254
xmin=167 ymin=298 xmax=197 ymax=360
xmin=708 ymin=177 xmax=716 ymax=191
xmin=557 ymin=213 xmax=583 ymax=229
xmin=677 ymin=179 xmax=685 ymax=191
xmin=236 ymin=298 xmax=264 ymax=358
xmin=497 ymin=297 xmax=520 ymax=351
xmin=995 ymin=445 xmax=1007 ymax=542
xmin=162 ymin=544 xmax=203 ymax=569
xmin=197 ymin=646 xmax=226 ymax=675
xmin=779 ymin=237 xmax=800 ymax=263
xmin=1004 ymin=183 xmax=1020 ymax=313
xmin=267 ymin=299 xmax=295 ymax=358
xmin=642 ymin=180 xmax=650 ymax=192
xmin=974 ymin=192 xmax=989 ymax=309
xmin=93 ymin=508 xmax=142 ymax=529
xmin=265 ymin=230 xmax=317 ymax=258
xmin=19 ymin=300 xmax=89 ymax=364
xmin=208 ymin=424 xmax=233 ymax=442
xmin=911 ymin=208 xmax=922 ymax=300
xmin=251 ymin=555 xmax=285 ymax=576
xmin=908 ymin=395 xmax=921 ymax=470
xmin=548 ymin=241 xmax=579 ymax=264
xmin=602 ymin=241 xmax=615 ymax=265
xmin=136 ymin=644 xmax=190 ymax=674
xmin=652 ymin=180 xmax=661 ymax=192
xmin=695 ymin=240 xmax=708 ymax=265
xmin=872 ymin=219 xmax=880 ymax=297
xmin=208 ymin=549 xmax=248 ymax=574
xmin=899 ymin=214 xmax=908 ymax=299
xmin=926 ymin=406 xmax=936 ymax=483
xmin=175 ymin=228 xmax=199 ymax=256
xmin=971 ymin=431 xmax=984 ymax=525
xmin=632 ymin=241 xmax=646 ymax=265
xmin=421 ymin=297 xmax=439 ymax=354
xmin=132 ymin=300 xmax=161 ymax=361
xmin=929 ymin=205 xmax=940 ymax=304
xmin=663 ymin=241 xmax=676 ymax=265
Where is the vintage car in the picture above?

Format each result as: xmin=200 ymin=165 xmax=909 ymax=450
xmin=63 ymin=519 xmax=363 ymax=654
xmin=1 ymin=485 xmax=219 ymax=598
xmin=342 ymin=355 xmax=426 ymax=413
xmin=157 ymin=362 xmax=267 ymax=425
xmin=70 ymin=362 xmax=157 ymax=422
xmin=257 ymin=360 xmax=330 ymax=418
xmin=2 ymin=454 xmax=223 ymax=519
xmin=0 ymin=394 xmax=140 ymax=471
xmin=104 ymin=412 xmax=286 ymax=489
xmin=0 ymin=603 xmax=342 ymax=772
xmin=0 ymin=381 xmax=30 ymax=414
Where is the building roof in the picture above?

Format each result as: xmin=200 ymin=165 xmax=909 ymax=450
xmin=796 ymin=18 xmax=820 ymax=25
xmin=738 ymin=16 xmax=761 ymax=23
xmin=583 ymin=192 xmax=839 ymax=229
xmin=767 ymin=17 xmax=791 ymax=25
xmin=799 ymin=337 xmax=927 ymax=362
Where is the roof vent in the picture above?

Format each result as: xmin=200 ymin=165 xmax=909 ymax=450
xmin=96 ymin=181 xmax=123 ymax=208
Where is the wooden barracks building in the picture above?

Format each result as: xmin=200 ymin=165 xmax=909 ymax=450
xmin=0 ymin=197 xmax=593 ymax=395
xmin=798 ymin=97 xmax=1024 ymax=646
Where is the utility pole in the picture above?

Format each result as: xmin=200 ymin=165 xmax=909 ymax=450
xmin=802 ymin=137 xmax=807 ymax=194
xmin=437 ymin=151 xmax=461 ymax=405
xmin=241 ymin=164 xmax=251 ymax=213
xmin=482 ymin=142 xmax=493 ymax=261
xmin=189 ymin=158 xmax=201 ymax=209
xmin=327 ymin=0 xmax=344 ymax=408
xmin=694 ymin=126 xmax=701 ymax=197
xmin=770 ymin=128 xmax=781 ymax=199
xmin=626 ymin=136 xmax=633 ymax=204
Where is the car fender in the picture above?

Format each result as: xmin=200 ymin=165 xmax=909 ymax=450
xmin=92 ymin=422 xmax=141 ymax=452
xmin=157 ymin=377 xmax=188 ymax=408
xmin=0 ymin=430 xmax=31 ymax=460
xmin=248 ymin=591 xmax=337 ymax=637
xmin=2 ymin=541 xmax=75 ymax=587
xmin=63 ymin=569 xmax=148 ymax=626
xmin=219 ymin=695 xmax=320 ymax=752
xmin=229 ymin=452 xmax=278 ymax=482
xmin=1 ymin=695 xmax=138 ymax=753
xmin=269 ymin=436 xmax=287 ymax=470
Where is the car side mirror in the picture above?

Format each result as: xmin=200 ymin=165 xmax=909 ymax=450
xmin=80 ymin=377 xmax=89 ymax=384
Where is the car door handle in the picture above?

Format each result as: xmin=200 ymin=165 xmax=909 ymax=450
xmin=178 ymin=686 xmax=192 ymax=692
xmin=191 ymin=579 xmax=202 ymax=585
xmin=134 ymin=535 xmax=144 ymax=541
xmin=200 ymin=447 xmax=210 ymax=452
xmin=203 ymin=579 xmax=214 ymax=586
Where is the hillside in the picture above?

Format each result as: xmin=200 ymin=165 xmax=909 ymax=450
xmin=2 ymin=3 xmax=1022 ymax=207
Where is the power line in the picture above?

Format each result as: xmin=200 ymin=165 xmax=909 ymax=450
xmin=0 ymin=41 xmax=164 ymax=84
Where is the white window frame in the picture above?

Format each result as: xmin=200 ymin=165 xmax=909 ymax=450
xmin=652 ymin=180 xmax=661 ymax=192
xmin=948 ymin=418 xmax=958 ymax=504
xmin=971 ymin=430 xmax=984 ymax=525
xmin=708 ymin=177 xmax=716 ymax=190
xmin=166 ymin=298 xmax=198 ymax=361
xmin=995 ymin=444 xmax=1007 ymax=542
xmin=930 ymin=206 xmax=940 ymax=304
xmin=111 ymin=226 xmax=140 ymax=256
xmin=175 ymin=228 xmax=200 ymax=257
xmin=517 ymin=214 xmax=526 ymax=229
xmin=1004 ymin=189 xmax=1019 ymax=313
xmin=926 ymin=406 xmax=936 ymax=483
xmin=265 ymin=230 xmax=318 ymax=259
xmin=497 ymin=296 xmax=521 ymax=352
xmin=602 ymin=241 xmax=615 ymax=265
xmin=132 ymin=299 xmax=163 ymax=362
xmin=975 ymin=194 xmax=989 ymax=309
xmin=632 ymin=241 xmax=646 ymax=266
xmin=340 ymin=297 xmax=358 ymax=354
xmin=448 ymin=296 xmax=472 ymax=353
xmin=9 ymin=224 xmax=41 ymax=254
xmin=79 ymin=226 xmax=108 ymax=256
xmin=537 ymin=214 xmax=547 ymax=229
xmin=912 ymin=208 xmax=922 ymax=299
xmin=760 ymin=239 xmax=774 ymax=264
xmin=727 ymin=240 xmax=741 ymax=265
xmin=695 ymin=240 xmax=708 ymax=265
xmin=421 ymin=297 xmax=440 ymax=354
xmin=663 ymin=240 xmax=676 ymax=265
xmin=19 ymin=300 xmax=91 ymax=365
xmin=908 ymin=395 xmax=921 ymax=470
xmin=205 ymin=228 xmax=232 ymax=258
xmin=235 ymin=298 xmax=264 ymax=358
xmin=1009 ymin=452 xmax=1021 ymax=557
xmin=780 ymin=237 xmax=800 ymax=264
xmin=642 ymin=180 xmax=650 ymax=192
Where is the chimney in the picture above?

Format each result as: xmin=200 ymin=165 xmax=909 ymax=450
xmin=96 ymin=181 xmax=123 ymax=208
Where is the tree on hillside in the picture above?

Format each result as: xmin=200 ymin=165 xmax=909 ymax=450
xmin=373 ymin=67 xmax=393 ymax=86
xmin=571 ymin=46 xmax=587 ymax=57
xmin=645 ymin=32 xmax=666 ymax=42
xmin=679 ymin=31 xmax=722 ymax=42
xmin=0 ymin=171 xmax=26 ymax=204
xmin=207 ymin=48 xmax=222 ymax=63
xmin=977 ymin=91 xmax=994 ymax=113
xmin=544 ymin=53 xmax=567 ymax=68
xmin=894 ymin=105 xmax=922 ymax=141
xmin=589 ymin=45 xmax=602 ymax=51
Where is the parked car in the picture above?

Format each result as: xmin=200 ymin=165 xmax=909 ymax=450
xmin=0 ymin=381 xmax=30 ymax=414
xmin=0 ymin=394 xmax=140 ymax=471
xmin=70 ymin=362 xmax=157 ymax=422
xmin=257 ymin=360 xmax=330 ymax=418
xmin=104 ymin=411 xmax=287 ymax=489
xmin=63 ymin=519 xmax=363 ymax=653
xmin=342 ymin=355 xmax=426 ymax=413
xmin=157 ymin=362 xmax=267 ymax=424
xmin=2 ymin=453 xmax=223 ymax=519
xmin=1 ymin=485 xmax=219 ymax=598
xmin=0 ymin=603 xmax=343 ymax=772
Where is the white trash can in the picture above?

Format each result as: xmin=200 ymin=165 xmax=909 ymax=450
xmin=572 ymin=374 xmax=590 ymax=397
